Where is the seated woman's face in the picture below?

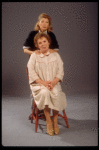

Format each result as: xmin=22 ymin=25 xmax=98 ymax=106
xmin=37 ymin=37 xmax=50 ymax=53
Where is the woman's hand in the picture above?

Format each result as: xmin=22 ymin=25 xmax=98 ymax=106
xmin=49 ymin=49 xmax=55 ymax=53
xmin=49 ymin=81 xmax=56 ymax=90
xmin=43 ymin=81 xmax=51 ymax=90
xmin=34 ymin=79 xmax=51 ymax=90
xmin=35 ymin=78 xmax=60 ymax=90
xmin=34 ymin=50 xmax=40 ymax=54
xmin=49 ymin=77 xmax=60 ymax=90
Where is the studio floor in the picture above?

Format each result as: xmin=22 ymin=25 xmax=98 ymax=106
xmin=2 ymin=91 xmax=98 ymax=147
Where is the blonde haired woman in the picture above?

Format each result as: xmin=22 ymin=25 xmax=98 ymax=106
xmin=27 ymin=33 xmax=67 ymax=136
xmin=23 ymin=13 xmax=59 ymax=55
xmin=34 ymin=13 xmax=53 ymax=32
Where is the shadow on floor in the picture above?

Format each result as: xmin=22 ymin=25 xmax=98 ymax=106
xmin=58 ymin=118 xmax=98 ymax=146
xmin=30 ymin=117 xmax=98 ymax=146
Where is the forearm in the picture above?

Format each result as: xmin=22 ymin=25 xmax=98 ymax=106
xmin=52 ymin=77 xmax=60 ymax=86
xmin=49 ymin=49 xmax=58 ymax=53
xmin=53 ymin=49 xmax=59 ymax=52
xmin=49 ymin=77 xmax=60 ymax=90
xmin=35 ymin=78 xmax=44 ymax=85
xmin=24 ymin=48 xmax=33 ymax=55
xmin=31 ymin=78 xmax=51 ymax=90
xmin=33 ymin=77 xmax=60 ymax=86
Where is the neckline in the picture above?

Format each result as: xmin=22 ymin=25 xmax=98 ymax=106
xmin=37 ymin=50 xmax=50 ymax=58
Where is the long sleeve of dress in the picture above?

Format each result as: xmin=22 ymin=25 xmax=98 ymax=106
xmin=55 ymin=53 xmax=64 ymax=82
xmin=27 ymin=53 xmax=39 ymax=84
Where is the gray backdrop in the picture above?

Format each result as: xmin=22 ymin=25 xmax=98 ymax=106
xmin=2 ymin=2 xmax=98 ymax=97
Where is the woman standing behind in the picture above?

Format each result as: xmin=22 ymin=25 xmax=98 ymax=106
xmin=24 ymin=13 xmax=59 ymax=119
xmin=23 ymin=13 xmax=59 ymax=55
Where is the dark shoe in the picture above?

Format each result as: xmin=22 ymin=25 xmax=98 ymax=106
xmin=38 ymin=110 xmax=44 ymax=116
xmin=28 ymin=110 xmax=45 ymax=120
xmin=28 ymin=114 xmax=31 ymax=120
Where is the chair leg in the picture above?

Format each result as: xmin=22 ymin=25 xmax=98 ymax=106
xmin=31 ymin=101 xmax=36 ymax=123
xmin=63 ymin=110 xmax=69 ymax=128
xmin=35 ymin=107 xmax=39 ymax=132
xmin=31 ymin=115 xmax=33 ymax=123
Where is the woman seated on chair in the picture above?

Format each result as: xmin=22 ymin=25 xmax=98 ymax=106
xmin=27 ymin=33 xmax=67 ymax=136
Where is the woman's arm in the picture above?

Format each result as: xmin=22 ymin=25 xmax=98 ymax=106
xmin=49 ymin=53 xmax=64 ymax=90
xmin=49 ymin=77 xmax=60 ymax=90
xmin=24 ymin=49 xmax=40 ymax=55
xmin=34 ymin=79 xmax=51 ymax=90
xmin=53 ymin=49 xmax=59 ymax=52
xmin=31 ymin=78 xmax=51 ymax=90
xmin=24 ymin=48 xmax=34 ymax=55
xmin=49 ymin=49 xmax=58 ymax=53
xmin=23 ymin=31 xmax=38 ymax=54
xmin=24 ymin=48 xmax=58 ymax=55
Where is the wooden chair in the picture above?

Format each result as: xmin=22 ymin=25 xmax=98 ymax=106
xmin=26 ymin=67 xmax=69 ymax=132
xmin=30 ymin=101 xmax=69 ymax=132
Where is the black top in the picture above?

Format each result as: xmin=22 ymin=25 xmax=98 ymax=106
xmin=23 ymin=31 xmax=59 ymax=51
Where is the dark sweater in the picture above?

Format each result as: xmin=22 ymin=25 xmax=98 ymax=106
xmin=23 ymin=31 xmax=59 ymax=51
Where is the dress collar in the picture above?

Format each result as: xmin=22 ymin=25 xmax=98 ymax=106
xmin=38 ymin=50 xmax=50 ymax=58
xmin=39 ymin=30 xmax=47 ymax=35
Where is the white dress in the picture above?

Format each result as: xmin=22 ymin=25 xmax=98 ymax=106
xmin=27 ymin=51 xmax=67 ymax=111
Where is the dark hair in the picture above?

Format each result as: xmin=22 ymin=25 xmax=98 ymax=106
xmin=34 ymin=33 xmax=51 ymax=48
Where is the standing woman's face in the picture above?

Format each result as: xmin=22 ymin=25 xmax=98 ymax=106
xmin=38 ymin=18 xmax=49 ymax=32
